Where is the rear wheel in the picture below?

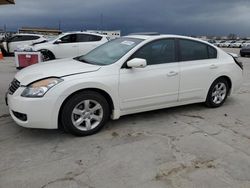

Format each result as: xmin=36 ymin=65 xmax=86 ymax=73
xmin=205 ymin=78 xmax=229 ymax=108
xmin=40 ymin=50 xmax=55 ymax=61
xmin=60 ymin=91 xmax=110 ymax=136
xmin=240 ymin=53 xmax=245 ymax=57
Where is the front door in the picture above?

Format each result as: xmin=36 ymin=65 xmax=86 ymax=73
xmin=53 ymin=34 xmax=78 ymax=58
xmin=119 ymin=39 xmax=180 ymax=111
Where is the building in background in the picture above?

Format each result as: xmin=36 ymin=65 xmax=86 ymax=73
xmin=87 ymin=30 xmax=121 ymax=40
xmin=0 ymin=0 xmax=14 ymax=5
xmin=19 ymin=27 xmax=62 ymax=36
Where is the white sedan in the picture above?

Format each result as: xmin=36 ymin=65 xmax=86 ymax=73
xmin=6 ymin=34 xmax=243 ymax=136
xmin=32 ymin=31 xmax=109 ymax=61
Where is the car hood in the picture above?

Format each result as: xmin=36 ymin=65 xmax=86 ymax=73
xmin=242 ymin=46 xmax=250 ymax=50
xmin=15 ymin=58 xmax=101 ymax=85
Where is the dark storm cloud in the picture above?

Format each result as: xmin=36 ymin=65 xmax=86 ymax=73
xmin=0 ymin=0 xmax=250 ymax=36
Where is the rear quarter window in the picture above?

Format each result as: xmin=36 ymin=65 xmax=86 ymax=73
xmin=179 ymin=39 xmax=217 ymax=61
xmin=208 ymin=46 xmax=217 ymax=59
xmin=77 ymin=34 xmax=102 ymax=42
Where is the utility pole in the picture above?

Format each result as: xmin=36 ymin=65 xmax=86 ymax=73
xmin=58 ymin=20 xmax=61 ymax=31
xmin=4 ymin=24 xmax=6 ymax=37
xmin=100 ymin=13 xmax=103 ymax=32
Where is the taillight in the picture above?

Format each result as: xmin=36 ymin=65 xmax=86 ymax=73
xmin=233 ymin=57 xmax=243 ymax=70
xmin=228 ymin=53 xmax=243 ymax=70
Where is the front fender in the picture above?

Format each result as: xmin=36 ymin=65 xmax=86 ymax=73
xmin=45 ymin=75 xmax=120 ymax=128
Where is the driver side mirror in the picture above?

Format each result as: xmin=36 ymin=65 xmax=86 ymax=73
xmin=54 ymin=39 xmax=62 ymax=44
xmin=127 ymin=58 xmax=147 ymax=68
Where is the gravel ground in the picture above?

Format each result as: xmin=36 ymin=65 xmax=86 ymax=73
xmin=1 ymin=48 xmax=250 ymax=188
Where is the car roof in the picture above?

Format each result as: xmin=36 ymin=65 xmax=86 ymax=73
xmin=15 ymin=33 xmax=44 ymax=37
xmin=62 ymin=31 xmax=105 ymax=37
xmin=124 ymin=34 xmax=213 ymax=44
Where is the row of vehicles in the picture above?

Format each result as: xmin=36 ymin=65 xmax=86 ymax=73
xmin=1 ymin=33 xmax=250 ymax=60
xmin=208 ymin=39 xmax=250 ymax=48
xmin=0 ymin=32 xmax=109 ymax=60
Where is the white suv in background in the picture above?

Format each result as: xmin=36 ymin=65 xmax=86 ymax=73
xmin=242 ymin=41 xmax=250 ymax=48
xmin=230 ymin=40 xmax=245 ymax=48
xmin=32 ymin=32 xmax=109 ymax=61
xmin=1 ymin=34 xmax=46 ymax=54
xmin=6 ymin=34 xmax=243 ymax=136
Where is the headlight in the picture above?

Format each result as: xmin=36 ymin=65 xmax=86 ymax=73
xmin=21 ymin=78 xmax=63 ymax=98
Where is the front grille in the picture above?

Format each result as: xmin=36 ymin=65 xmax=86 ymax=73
xmin=8 ymin=79 xmax=20 ymax=95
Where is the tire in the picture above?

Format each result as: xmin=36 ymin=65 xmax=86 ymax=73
xmin=40 ymin=50 xmax=55 ymax=61
xmin=60 ymin=91 xmax=110 ymax=136
xmin=205 ymin=78 xmax=229 ymax=108
xmin=241 ymin=53 xmax=245 ymax=57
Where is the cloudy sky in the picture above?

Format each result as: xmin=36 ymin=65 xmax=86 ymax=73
xmin=0 ymin=0 xmax=250 ymax=36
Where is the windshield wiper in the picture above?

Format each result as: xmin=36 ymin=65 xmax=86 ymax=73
xmin=74 ymin=56 xmax=104 ymax=66
xmin=74 ymin=57 xmax=96 ymax=65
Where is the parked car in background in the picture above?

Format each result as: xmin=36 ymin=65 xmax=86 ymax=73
xmin=220 ymin=40 xmax=236 ymax=48
xmin=0 ymin=33 xmax=5 ymax=41
xmin=240 ymin=45 xmax=250 ymax=57
xmin=32 ymin=31 xmax=109 ymax=61
xmin=207 ymin=40 xmax=216 ymax=45
xmin=242 ymin=41 xmax=250 ymax=48
xmin=6 ymin=34 xmax=243 ymax=136
xmin=1 ymin=34 xmax=46 ymax=55
xmin=214 ymin=40 xmax=222 ymax=47
xmin=217 ymin=40 xmax=226 ymax=47
xmin=230 ymin=40 xmax=246 ymax=48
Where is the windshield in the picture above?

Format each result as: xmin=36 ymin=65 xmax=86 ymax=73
xmin=45 ymin=35 xmax=57 ymax=42
xmin=76 ymin=37 xmax=143 ymax=65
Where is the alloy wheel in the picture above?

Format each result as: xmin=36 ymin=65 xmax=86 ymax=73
xmin=211 ymin=82 xmax=227 ymax=104
xmin=71 ymin=99 xmax=103 ymax=131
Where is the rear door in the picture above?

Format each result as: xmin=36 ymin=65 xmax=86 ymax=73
xmin=77 ymin=34 xmax=104 ymax=56
xmin=178 ymin=39 xmax=219 ymax=101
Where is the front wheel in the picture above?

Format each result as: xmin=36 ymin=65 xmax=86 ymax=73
xmin=205 ymin=78 xmax=229 ymax=108
xmin=60 ymin=91 xmax=110 ymax=136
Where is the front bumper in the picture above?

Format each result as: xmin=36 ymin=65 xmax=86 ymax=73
xmin=7 ymin=87 xmax=59 ymax=129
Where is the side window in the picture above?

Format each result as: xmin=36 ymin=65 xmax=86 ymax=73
xmin=76 ymin=34 xmax=102 ymax=42
xmin=208 ymin=46 xmax=217 ymax=59
xmin=179 ymin=39 xmax=209 ymax=61
xmin=10 ymin=36 xmax=24 ymax=42
xmin=89 ymin=35 xmax=102 ymax=42
xmin=20 ymin=35 xmax=40 ymax=41
xmin=60 ymin=34 xmax=77 ymax=43
xmin=131 ymin=39 xmax=176 ymax=65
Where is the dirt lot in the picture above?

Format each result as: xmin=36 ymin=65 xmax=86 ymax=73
xmin=1 ymin=48 xmax=250 ymax=188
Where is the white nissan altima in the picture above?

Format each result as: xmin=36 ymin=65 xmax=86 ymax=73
xmin=6 ymin=34 xmax=243 ymax=136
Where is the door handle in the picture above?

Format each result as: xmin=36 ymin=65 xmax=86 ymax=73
xmin=210 ymin=64 xmax=218 ymax=69
xmin=167 ymin=71 xmax=178 ymax=77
